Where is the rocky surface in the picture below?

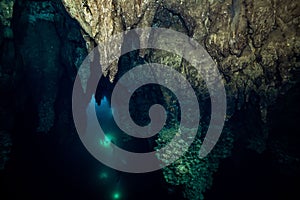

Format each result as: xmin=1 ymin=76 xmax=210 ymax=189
xmin=0 ymin=0 xmax=87 ymax=170
xmin=62 ymin=0 xmax=160 ymax=82
xmin=0 ymin=0 xmax=15 ymax=170
xmin=0 ymin=0 xmax=299 ymax=199
xmin=62 ymin=0 xmax=300 ymax=120
xmin=14 ymin=0 xmax=87 ymax=133
xmin=61 ymin=0 xmax=300 ymax=199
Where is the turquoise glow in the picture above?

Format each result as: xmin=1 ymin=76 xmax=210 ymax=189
xmin=112 ymin=192 xmax=120 ymax=199
xmin=99 ymin=172 xmax=108 ymax=179
xmin=96 ymin=96 xmax=112 ymax=116
xmin=99 ymin=134 xmax=114 ymax=148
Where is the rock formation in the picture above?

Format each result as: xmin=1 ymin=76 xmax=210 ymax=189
xmin=0 ymin=0 xmax=299 ymax=199
xmin=61 ymin=0 xmax=300 ymax=199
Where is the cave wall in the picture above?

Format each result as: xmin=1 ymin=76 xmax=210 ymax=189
xmin=61 ymin=0 xmax=300 ymax=126
xmin=0 ymin=0 xmax=15 ymax=170
xmin=60 ymin=0 xmax=300 ymax=199
xmin=0 ymin=0 xmax=87 ymax=170
xmin=0 ymin=0 xmax=299 ymax=199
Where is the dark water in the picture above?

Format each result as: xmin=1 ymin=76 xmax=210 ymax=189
xmin=1 ymin=90 xmax=299 ymax=200
xmin=0 ymin=95 xmax=181 ymax=200
xmin=93 ymin=95 xmax=177 ymax=200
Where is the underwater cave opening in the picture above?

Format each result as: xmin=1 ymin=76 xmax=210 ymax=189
xmin=85 ymin=50 xmax=184 ymax=199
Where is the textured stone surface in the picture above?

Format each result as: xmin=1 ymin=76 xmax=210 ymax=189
xmin=61 ymin=0 xmax=300 ymax=199
xmin=155 ymin=125 xmax=234 ymax=199
xmin=0 ymin=0 xmax=298 ymax=198
xmin=0 ymin=0 xmax=15 ymax=171
xmin=62 ymin=0 xmax=300 ymax=119
xmin=62 ymin=0 xmax=160 ymax=82
xmin=0 ymin=0 xmax=14 ymax=27
xmin=13 ymin=0 xmax=87 ymax=133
